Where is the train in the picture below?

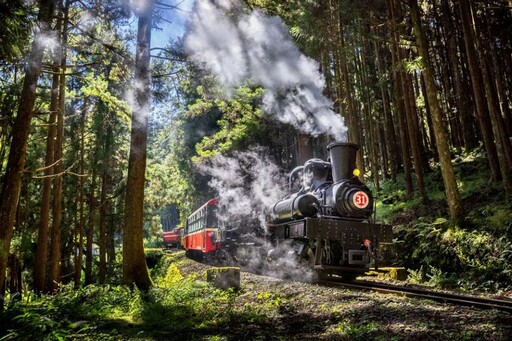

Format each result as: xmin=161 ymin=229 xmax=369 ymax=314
xmin=162 ymin=226 xmax=184 ymax=249
xmin=171 ymin=142 xmax=393 ymax=280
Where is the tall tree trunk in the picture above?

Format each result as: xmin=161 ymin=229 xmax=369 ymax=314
xmin=472 ymin=3 xmax=512 ymax=193
xmin=403 ymin=69 xmax=427 ymax=199
xmin=374 ymin=37 xmax=398 ymax=181
xmin=98 ymin=169 xmax=108 ymax=284
xmin=8 ymin=203 xmax=23 ymax=301
xmin=107 ymin=210 xmax=116 ymax=278
xmin=420 ymin=74 xmax=438 ymax=161
xmin=34 ymin=56 xmax=60 ymax=294
xmin=74 ymin=106 xmax=86 ymax=288
xmin=392 ymin=0 xmax=426 ymax=199
xmin=442 ymin=0 xmax=476 ymax=149
xmin=328 ymin=0 xmax=364 ymax=175
xmin=85 ymin=170 xmax=97 ymax=285
xmin=459 ymin=0 xmax=502 ymax=182
xmin=122 ymin=1 xmax=153 ymax=289
xmin=0 ymin=0 xmax=55 ymax=299
xmin=47 ymin=0 xmax=67 ymax=292
xmin=409 ymin=0 xmax=463 ymax=222
xmin=296 ymin=133 xmax=312 ymax=165
xmin=47 ymin=68 xmax=64 ymax=292
xmin=389 ymin=0 xmax=413 ymax=197
xmin=487 ymin=28 xmax=512 ymax=138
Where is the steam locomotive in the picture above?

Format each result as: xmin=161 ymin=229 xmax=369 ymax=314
xmin=267 ymin=142 xmax=392 ymax=279
xmin=178 ymin=142 xmax=392 ymax=280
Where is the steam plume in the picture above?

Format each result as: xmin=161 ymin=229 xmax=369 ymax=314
xmin=197 ymin=147 xmax=286 ymax=226
xmin=184 ymin=0 xmax=347 ymax=141
xmin=197 ymin=148 xmax=315 ymax=282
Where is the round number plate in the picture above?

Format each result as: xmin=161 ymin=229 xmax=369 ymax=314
xmin=353 ymin=191 xmax=369 ymax=209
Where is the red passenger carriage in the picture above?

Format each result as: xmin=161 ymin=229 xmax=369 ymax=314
xmin=162 ymin=226 xmax=184 ymax=249
xmin=182 ymin=198 xmax=222 ymax=258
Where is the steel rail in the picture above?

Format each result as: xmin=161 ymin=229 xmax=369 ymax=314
xmin=320 ymin=278 xmax=512 ymax=314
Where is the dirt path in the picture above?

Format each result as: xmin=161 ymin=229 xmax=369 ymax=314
xmin=172 ymin=252 xmax=512 ymax=340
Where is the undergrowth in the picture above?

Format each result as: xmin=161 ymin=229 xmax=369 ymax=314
xmin=1 ymin=252 xmax=272 ymax=340
xmin=373 ymin=147 xmax=512 ymax=292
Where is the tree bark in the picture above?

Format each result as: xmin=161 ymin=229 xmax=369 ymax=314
xmin=85 ymin=170 xmax=97 ymax=285
xmin=74 ymin=105 xmax=86 ymax=288
xmin=47 ymin=0 xmax=67 ymax=292
xmin=0 ymin=0 xmax=55 ymax=298
xmin=122 ymin=1 xmax=153 ymax=289
xmin=441 ymin=0 xmax=476 ymax=149
xmin=328 ymin=0 xmax=364 ymax=176
xmin=409 ymin=0 xmax=463 ymax=222
xmin=403 ymin=69 xmax=427 ymax=199
xmin=296 ymin=133 xmax=312 ymax=165
xmin=374 ymin=37 xmax=398 ymax=181
xmin=388 ymin=0 xmax=413 ymax=197
xmin=472 ymin=3 xmax=512 ymax=193
xmin=459 ymin=0 xmax=501 ymax=182
xmin=34 ymin=54 xmax=60 ymax=294
xmin=98 ymin=168 xmax=109 ymax=284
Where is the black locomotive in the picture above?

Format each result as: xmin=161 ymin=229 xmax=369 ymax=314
xmin=267 ymin=142 xmax=392 ymax=279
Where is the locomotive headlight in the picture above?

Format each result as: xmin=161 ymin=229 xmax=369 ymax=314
xmin=353 ymin=169 xmax=361 ymax=177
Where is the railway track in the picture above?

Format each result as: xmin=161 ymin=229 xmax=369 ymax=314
xmin=320 ymin=277 xmax=512 ymax=314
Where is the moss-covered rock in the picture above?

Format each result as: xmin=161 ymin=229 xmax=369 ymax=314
xmin=206 ymin=267 xmax=241 ymax=290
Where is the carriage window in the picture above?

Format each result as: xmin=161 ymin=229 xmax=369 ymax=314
xmin=207 ymin=208 xmax=218 ymax=227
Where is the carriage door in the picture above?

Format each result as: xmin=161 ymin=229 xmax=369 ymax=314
xmin=203 ymin=208 xmax=207 ymax=252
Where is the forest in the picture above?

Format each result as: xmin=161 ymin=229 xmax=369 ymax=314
xmin=1 ymin=0 xmax=512 ymax=337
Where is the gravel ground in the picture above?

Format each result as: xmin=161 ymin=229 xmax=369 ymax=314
xmin=177 ymin=253 xmax=512 ymax=340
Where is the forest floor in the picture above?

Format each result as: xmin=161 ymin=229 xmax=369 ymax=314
xmin=79 ymin=252 xmax=512 ymax=340
xmin=3 ymin=250 xmax=511 ymax=340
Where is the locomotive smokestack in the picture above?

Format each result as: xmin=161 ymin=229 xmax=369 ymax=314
xmin=327 ymin=142 xmax=359 ymax=182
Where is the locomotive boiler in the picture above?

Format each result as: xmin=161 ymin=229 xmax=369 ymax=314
xmin=268 ymin=142 xmax=392 ymax=279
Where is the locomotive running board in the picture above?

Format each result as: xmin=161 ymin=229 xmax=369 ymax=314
xmin=304 ymin=218 xmax=393 ymax=244
xmin=271 ymin=218 xmax=393 ymax=244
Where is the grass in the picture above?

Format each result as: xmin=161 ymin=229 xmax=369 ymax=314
xmin=0 ymin=253 xmax=276 ymax=341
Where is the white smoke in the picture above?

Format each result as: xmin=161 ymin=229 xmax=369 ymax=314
xmin=130 ymin=0 xmax=153 ymax=12
xmin=184 ymin=0 xmax=347 ymax=141
xmin=197 ymin=148 xmax=316 ymax=282
xmin=35 ymin=29 xmax=60 ymax=56
xmin=125 ymin=78 xmax=151 ymax=124
xmin=197 ymin=147 xmax=287 ymax=227
xmin=77 ymin=10 xmax=95 ymax=33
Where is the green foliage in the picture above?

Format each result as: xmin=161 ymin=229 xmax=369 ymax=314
xmin=160 ymin=263 xmax=184 ymax=286
xmin=1 ymin=252 xmax=280 ymax=339
xmin=406 ymin=267 xmax=425 ymax=284
xmin=377 ymin=148 xmax=512 ymax=291
xmin=80 ymin=72 xmax=131 ymax=123
xmin=192 ymin=85 xmax=265 ymax=159
xmin=332 ymin=319 xmax=380 ymax=339
xmin=0 ymin=0 xmax=31 ymax=62
xmin=2 ymin=284 xmax=141 ymax=340
xmin=144 ymin=248 xmax=165 ymax=269
xmin=392 ymin=218 xmax=512 ymax=291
